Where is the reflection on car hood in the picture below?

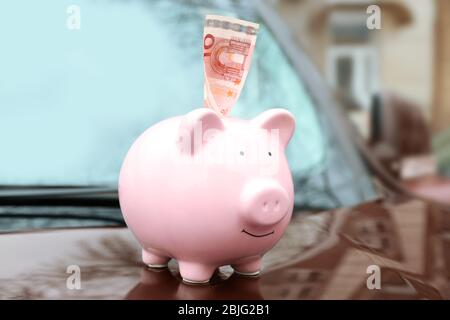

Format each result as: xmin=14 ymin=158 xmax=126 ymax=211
xmin=0 ymin=196 xmax=449 ymax=300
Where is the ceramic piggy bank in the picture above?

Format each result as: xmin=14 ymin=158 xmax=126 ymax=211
xmin=119 ymin=108 xmax=296 ymax=284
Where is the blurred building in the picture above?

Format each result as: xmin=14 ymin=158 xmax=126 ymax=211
xmin=433 ymin=0 xmax=450 ymax=133
xmin=269 ymin=0 xmax=449 ymax=136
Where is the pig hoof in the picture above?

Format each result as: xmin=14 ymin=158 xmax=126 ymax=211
xmin=146 ymin=263 xmax=168 ymax=269
xmin=178 ymin=261 xmax=215 ymax=285
xmin=232 ymin=257 xmax=262 ymax=277
xmin=182 ymin=278 xmax=210 ymax=285
xmin=142 ymin=249 xmax=169 ymax=268
xmin=234 ymin=270 xmax=261 ymax=277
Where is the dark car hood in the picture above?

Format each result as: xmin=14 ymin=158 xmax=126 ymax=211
xmin=1 ymin=196 xmax=449 ymax=300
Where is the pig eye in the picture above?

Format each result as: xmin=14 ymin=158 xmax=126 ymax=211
xmin=268 ymin=152 xmax=272 ymax=156
xmin=240 ymin=151 xmax=245 ymax=156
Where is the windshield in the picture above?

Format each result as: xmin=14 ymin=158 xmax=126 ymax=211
xmin=0 ymin=0 xmax=376 ymax=211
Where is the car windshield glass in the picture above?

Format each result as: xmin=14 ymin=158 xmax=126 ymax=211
xmin=0 ymin=0 xmax=376 ymax=210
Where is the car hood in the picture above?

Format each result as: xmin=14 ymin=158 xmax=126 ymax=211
xmin=0 ymin=196 xmax=449 ymax=300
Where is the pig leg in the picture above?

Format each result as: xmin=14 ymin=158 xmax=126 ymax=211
xmin=178 ymin=261 xmax=216 ymax=284
xmin=232 ymin=256 xmax=262 ymax=277
xmin=142 ymin=248 xmax=170 ymax=268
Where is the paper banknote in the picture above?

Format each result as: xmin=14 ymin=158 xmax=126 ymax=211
xmin=203 ymin=15 xmax=259 ymax=116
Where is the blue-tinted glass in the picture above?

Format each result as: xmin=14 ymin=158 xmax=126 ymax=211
xmin=0 ymin=0 xmax=376 ymax=209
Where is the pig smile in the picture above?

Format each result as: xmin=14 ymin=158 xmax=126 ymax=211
xmin=242 ymin=229 xmax=274 ymax=238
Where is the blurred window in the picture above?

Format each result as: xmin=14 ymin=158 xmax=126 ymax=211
xmin=327 ymin=46 xmax=378 ymax=109
xmin=326 ymin=11 xmax=378 ymax=110
xmin=336 ymin=56 xmax=353 ymax=92
xmin=329 ymin=11 xmax=369 ymax=43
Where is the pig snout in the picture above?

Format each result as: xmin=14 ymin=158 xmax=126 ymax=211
xmin=240 ymin=180 xmax=290 ymax=227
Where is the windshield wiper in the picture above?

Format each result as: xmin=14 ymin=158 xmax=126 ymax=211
xmin=0 ymin=186 xmax=119 ymax=207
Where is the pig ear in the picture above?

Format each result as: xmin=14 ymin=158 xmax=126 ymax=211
xmin=253 ymin=108 xmax=296 ymax=148
xmin=178 ymin=108 xmax=225 ymax=154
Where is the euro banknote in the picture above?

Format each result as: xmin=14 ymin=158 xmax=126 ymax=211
xmin=203 ymin=15 xmax=259 ymax=116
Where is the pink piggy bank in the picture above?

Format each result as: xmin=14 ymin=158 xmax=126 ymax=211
xmin=119 ymin=108 xmax=296 ymax=284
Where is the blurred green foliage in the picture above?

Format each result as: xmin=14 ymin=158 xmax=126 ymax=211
xmin=433 ymin=129 xmax=450 ymax=177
